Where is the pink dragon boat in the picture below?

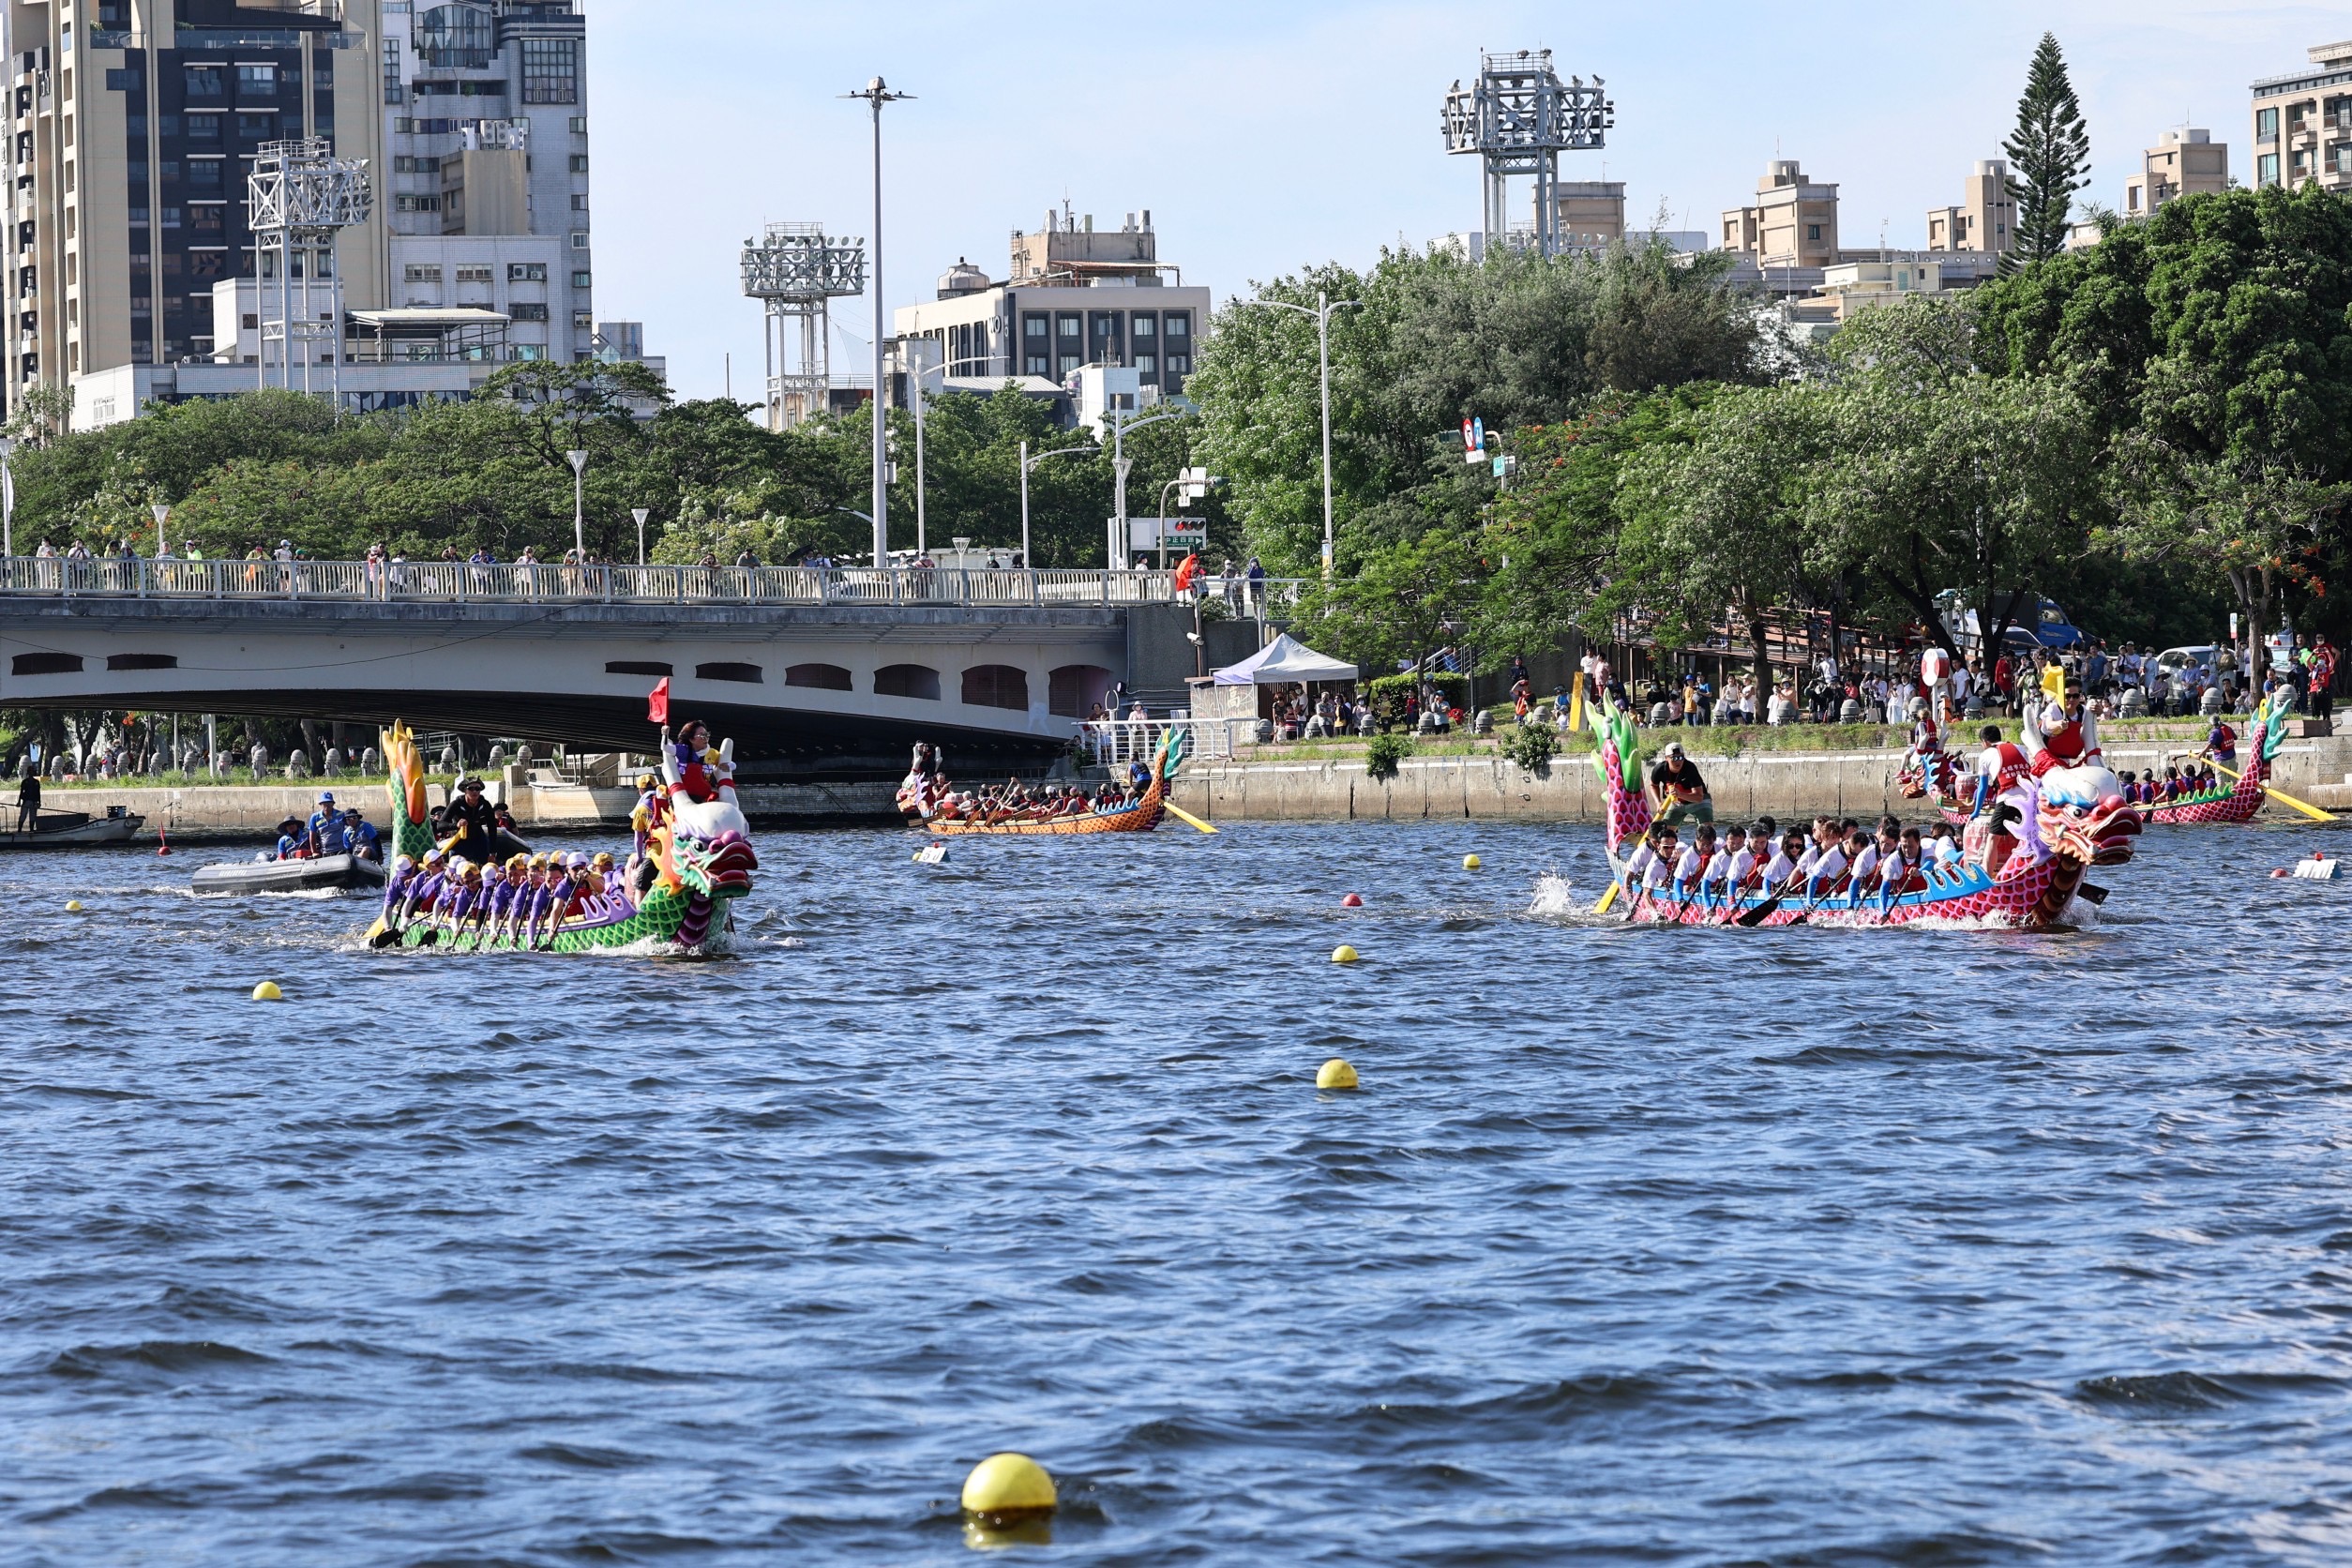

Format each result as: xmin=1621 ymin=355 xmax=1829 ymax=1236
xmin=1594 ymin=692 xmax=2141 ymax=929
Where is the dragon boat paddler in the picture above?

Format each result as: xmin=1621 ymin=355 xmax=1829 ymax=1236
xmin=1648 ymin=741 xmax=1711 ymax=825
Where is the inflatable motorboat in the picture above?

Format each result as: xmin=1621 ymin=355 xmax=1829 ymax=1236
xmin=193 ymin=852 xmax=388 ymax=896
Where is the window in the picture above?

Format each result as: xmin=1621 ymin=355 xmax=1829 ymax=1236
xmin=510 ymin=302 xmax=549 ymax=322
xmin=236 ymin=65 xmax=278 ymax=98
xmin=1165 ymin=313 xmax=1189 ymax=340
xmin=1136 ymin=353 xmax=1156 ymax=376
xmin=873 ymin=663 xmax=942 ymax=701
xmin=1024 ymin=314 xmax=1048 ymax=339
xmin=395 ymin=195 xmax=443 ymax=213
xmin=1058 ymin=315 xmax=1079 ymax=339
xmin=2258 ymin=107 xmax=2281 ymax=139
xmin=569 ymin=154 xmax=589 ymax=173
xmin=237 ymin=113 xmax=278 ymax=139
xmin=1806 ymin=223 xmax=1822 ymax=241
xmin=570 ymin=232 xmax=590 ymax=249
xmin=1167 ymin=354 xmax=1189 ymax=376
xmin=1025 ymin=354 xmax=1048 ymax=376
xmin=508 ymin=261 xmax=547 ymax=281
xmin=784 ymin=663 xmax=853 ymax=691
xmin=568 ymin=115 xmax=588 ymax=134
xmin=1132 ymin=312 xmax=1154 ymax=339
xmin=184 ymin=65 xmax=225 ymax=98
xmin=403 ymin=264 xmax=442 ymax=283
xmin=571 ymin=309 xmax=595 ymax=330
xmin=521 ymin=39 xmax=580 ymax=104
xmin=455 ymin=264 xmax=492 ymax=283
xmin=962 ymin=665 xmax=1029 ymax=711
xmin=416 ymin=4 xmax=493 ymax=69
xmin=1058 ymin=354 xmax=1078 ymax=379
xmin=569 ymin=194 xmax=588 ymax=211
xmin=393 ymin=155 xmax=442 ymax=173
xmin=695 ymin=661 xmax=762 ymax=684
xmin=571 ymin=269 xmax=592 ymax=289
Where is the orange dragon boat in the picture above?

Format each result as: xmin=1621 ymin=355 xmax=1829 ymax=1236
xmin=897 ymin=731 xmax=1184 ymax=837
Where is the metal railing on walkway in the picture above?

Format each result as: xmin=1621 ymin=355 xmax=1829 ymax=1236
xmin=0 ymin=556 xmax=1242 ymax=611
xmin=1078 ymin=716 xmax=1255 ymax=765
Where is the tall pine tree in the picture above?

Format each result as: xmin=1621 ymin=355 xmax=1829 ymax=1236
xmin=2001 ymin=33 xmax=2091 ymax=272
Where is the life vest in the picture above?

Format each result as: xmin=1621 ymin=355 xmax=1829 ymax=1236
xmin=1982 ymin=742 xmax=2028 ymax=791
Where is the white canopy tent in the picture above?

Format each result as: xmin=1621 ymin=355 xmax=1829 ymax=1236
xmin=1210 ymin=633 xmax=1359 ymax=686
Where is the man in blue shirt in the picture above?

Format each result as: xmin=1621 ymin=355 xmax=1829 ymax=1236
xmin=305 ymin=791 xmax=339 ymax=852
xmin=339 ymin=808 xmax=383 ymax=863
xmin=273 ymin=816 xmax=309 ymax=861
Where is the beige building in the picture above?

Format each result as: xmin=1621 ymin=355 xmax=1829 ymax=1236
xmin=1817 ymin=259 xmax=1950 ymax=323
xmin=1721 ymin=159 xmax=1839 ymax=269
xmin=2124 ymin=128 xmax=2230 ymax=217
xmin=2251 ymin=39 xmax=2352 ymax=190
xmin=3 ymin=0 xmax=391 ymax=414
xmin=1924 ymin=159 xmax=2014 ymax=253
xmin=1550 ymin=180 xmax=1625 ymax=249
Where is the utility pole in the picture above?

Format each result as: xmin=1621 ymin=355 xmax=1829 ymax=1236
xmin=846 ymin=76 xmax=912 ymax=567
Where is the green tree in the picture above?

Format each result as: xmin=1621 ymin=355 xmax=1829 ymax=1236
xmin=1297 ymin=527 xmax=1485 ymax=680
xmin=2001 ymin=33 xmax=2092 ymax=271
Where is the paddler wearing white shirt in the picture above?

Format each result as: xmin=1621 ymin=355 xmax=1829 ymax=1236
xmin=1762 ymin=832 xmax=1803 ymax=887
xmin=1674 ymin=823 xmax=1717 ymax=891
xmin=1640 ymin=828 xmax=1680 ymax=893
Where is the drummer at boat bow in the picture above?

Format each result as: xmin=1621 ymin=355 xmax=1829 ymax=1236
xmin=443 ymin=777 xmax=503 ymax=863
xmin=1648 ymin=742 xmax=1712 ymax=825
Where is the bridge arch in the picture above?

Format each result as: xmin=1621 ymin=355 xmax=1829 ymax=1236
xmin=1048 ymin=663 xmax=1112 ymax=717
xmin=874 ymin=663 xmax=942 ymax=701
xmin=962 ymin=664 xmax=1029 ymax=711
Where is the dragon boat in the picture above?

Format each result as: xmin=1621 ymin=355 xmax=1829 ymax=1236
xmin=1899 ymin=698 xmax=2289 ymax=828
xmin=1593 ymin=691 xmax=2141 ymax=929
xmin=363 ymin=720 xmax=757 ymax=955
xmin=896 ymin=730 xmax=1184 ymax=837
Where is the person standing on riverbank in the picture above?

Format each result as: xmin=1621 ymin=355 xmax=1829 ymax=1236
xmin=14 ymin=767 xmax=38 ymax=833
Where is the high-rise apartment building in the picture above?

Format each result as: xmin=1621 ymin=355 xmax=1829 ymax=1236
xmin=2 ymin=0 xmax=388 ymax=415
xmin=379 ymin=0 xmax=590 ymax=362
xmin=1720 ymin=160 xmax=1839 ymax=269
xmin=2123 ymin=128 xmax=2229 ymax=217
xmin=2250 ymin=41 xmax=2352 ymax=191
xmin=1924 ymin=159 xmax=2014 ymax=253
xmin=1 ymin=0 xmax=600 ymax=430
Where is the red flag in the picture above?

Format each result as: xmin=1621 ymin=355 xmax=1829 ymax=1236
xmin=1173 ymin=552 xmax=1200 ymax=591
xmin=647 ymin=677 xmax=671 ymax=725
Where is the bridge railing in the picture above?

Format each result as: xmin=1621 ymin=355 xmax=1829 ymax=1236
xmin=0 ymin=555 xmax=1231 ymax=610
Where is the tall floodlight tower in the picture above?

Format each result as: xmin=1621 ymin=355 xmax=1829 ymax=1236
xmin=740 ymin=223 xmax=868 ymax=430
xmin=1441 ymin=49 xmax=1612 ymax=255
xmin=248 ymin=140 xmax=373 ymax=399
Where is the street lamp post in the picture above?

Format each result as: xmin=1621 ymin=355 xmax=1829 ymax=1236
xmin=1018 ymin=438 xmax=1097 ymax=570
xmin=1107 ymin=407 xmax=1191 ymax=573
xmin=632 ymin=506 xmax=651 ymax=567
xmin=565 ymin=448 xmax=588 ymax=561
xmin=846 ymin=75 xmax=912 ymax=568
xmin=1234 ymin=288 xmax=1359 ymax=576
xmin=906 ymin=356 xmax=949 ymax=561
xmin=0 ymin=437 xmax=16 ymax=559
xmin=150 ymin=502 xmax=170 ymax=558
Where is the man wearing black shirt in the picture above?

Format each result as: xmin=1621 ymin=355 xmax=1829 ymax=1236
xmin=1649 ymin=742 xmax=1712 ymax=825
xmin=444 ymin=777 xmax=503 ymax=864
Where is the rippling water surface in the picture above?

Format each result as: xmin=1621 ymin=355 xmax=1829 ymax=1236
xmin=8 ymin=819 xmax=2352 ymax=1566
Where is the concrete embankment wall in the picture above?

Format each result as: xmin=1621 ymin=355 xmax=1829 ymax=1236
xmin=1169 ymin=737 xmax=2352 ymax=824
xmin=26 ymin=777 xmax=898 ymax=840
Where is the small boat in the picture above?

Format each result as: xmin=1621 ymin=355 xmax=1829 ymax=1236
xmin=0 ymin=808 xmax=146 ymax=848
xmin=193 ymin=852 xmax=388 ymax=896
xmin=898 ymin=731 xmax=1182 ymax=837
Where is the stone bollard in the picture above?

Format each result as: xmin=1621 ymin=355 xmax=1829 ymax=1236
xmin=288 ymin=750 xmax=310 ymax=779
xmin=323 ymin=747 xmax=343 ymax=776
xmin=361 ymin=746 xmax=381 ymax=776
xmin=487 ymin=743 xmax=506 ymax=768
xmin=250 ymin=745 xmax=269 ymax=781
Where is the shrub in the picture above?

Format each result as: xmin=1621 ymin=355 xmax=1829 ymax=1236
xmin=1502 ymin=721 xmax=1557 ymax=778
xmin=1365 ymin=732 xmax=1415 ymax=782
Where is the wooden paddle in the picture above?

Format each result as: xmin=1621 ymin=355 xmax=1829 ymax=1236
xmin=2171 ymin=752 xmax=2336 ymax=822
xmin=1163 ymin=801 xmax=1219 ymax=835
xmin=1736 ymin=871 xmax=1807 ymax=927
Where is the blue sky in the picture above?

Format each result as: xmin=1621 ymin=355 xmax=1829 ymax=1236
xmin=587 ymin=0 xmax=2346 ymax=401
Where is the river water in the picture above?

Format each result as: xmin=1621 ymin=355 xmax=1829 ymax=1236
xmin=6 ymin=820 xmax=2352 ymax=1566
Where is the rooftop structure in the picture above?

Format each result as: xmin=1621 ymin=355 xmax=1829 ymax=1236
xmin=2125 ymin=128 xmax=2230 ymax=217
xmin=1924 ymin=159 xmax=2013 ymax=254
xmin=1722 ymin=160 xmax=1840 ymax=270
xmin=1441 ymin=49 xmax=1612 ymax=256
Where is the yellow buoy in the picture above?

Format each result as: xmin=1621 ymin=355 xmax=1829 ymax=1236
xmin=961 ymin=1452 xmax=1056 ymax=1522
xmin=1317 ymin=1058 xmax=1360 ymax=1090
xmin=64 ymin=899 xmax=83 ymax=912
xmin=1463 ymin=853 xmax=1483 ymax=870
xmin=1331 ymin=943 xmax=1360 ymax=964
xmin=251 ymin=981 xmax=283 ymax=1002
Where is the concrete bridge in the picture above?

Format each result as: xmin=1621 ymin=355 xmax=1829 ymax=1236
xmin=0 ymin=559 xmax=1270 ymax=769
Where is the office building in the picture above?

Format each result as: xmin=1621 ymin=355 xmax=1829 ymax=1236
xmin=892 ymin=204 xmax=1211 ymax=405
xmin=2124 ymin=128 xmax=2230 ymax=217
xmin=2251 ymin=40 xmax=2352 ymax=189
xmin=1721 ymin=159 xmax=1840 ymax=269
xmin=1924 ymin=159 xmax=2014 ymax=253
